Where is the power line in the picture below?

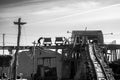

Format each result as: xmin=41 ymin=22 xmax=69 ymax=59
xmin=0 ymin=33 xmax=17 ymax=35
xmin=21 ymin=25 xmax=28 ymax=45
xmin=0 ymin=16 xmax=22 ymax=19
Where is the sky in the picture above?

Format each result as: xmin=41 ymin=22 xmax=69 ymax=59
xmin=0 ymin=0 xmax=120 ymax=46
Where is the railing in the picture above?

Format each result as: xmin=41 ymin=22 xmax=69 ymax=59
xmin=89 ymin=44 xmax=115 ymax=80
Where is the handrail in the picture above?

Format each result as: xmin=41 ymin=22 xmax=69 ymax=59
xmin=92 ymin=44 xmax=109 ymax=80
xmin=92 ymin=44 xmax=115 ymax=80
xmin=87 ymin=44 xmax=98 ymax=80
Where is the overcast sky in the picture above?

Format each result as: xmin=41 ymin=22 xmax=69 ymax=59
xmin=0 ymin=0 xmax=120 ymax=46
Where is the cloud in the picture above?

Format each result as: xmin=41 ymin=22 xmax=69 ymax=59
xmin=0 ymin=0 xmax=119 ymax=17
xmin=0 ymin=1 xmax=101 ymax=21
xmin=1 ymin=0 xmax=120 ymax=9
xmin=32 ymin=1 xmax=100 ymax=14
xmin=1 ymin=1 xmax=120 ymax=27
xmin=1 ymin=0 xmax=120 ymax=45
xmin=25 ymin=3 xmax=120 ymax=26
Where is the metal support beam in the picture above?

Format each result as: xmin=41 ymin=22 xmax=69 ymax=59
xmin=0 ymin=45 xmax=69 ymax=50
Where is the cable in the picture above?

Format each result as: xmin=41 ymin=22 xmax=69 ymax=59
xmin=0 ymin=33 xmax=17 ymax=35
xmin=21 ymin=26 xmax=28 ymax=45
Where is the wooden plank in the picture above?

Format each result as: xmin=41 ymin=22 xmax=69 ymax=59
xmin=0 ymin=45 xmax=69 ymax=50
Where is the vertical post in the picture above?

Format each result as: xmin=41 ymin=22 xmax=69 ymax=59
xmin=13 ymin=19 xmax=21 ymax=80
xmin=8 ymin=48 xmax=13 ymax=79
xmin=61 ymin=49 xmax=63 ymax=80
xmin=13 ymin=18 xmax=26 ymax=80
xmin=110 ymin=50 xmax=112 ymax=62
xmin=118 ymin=50 xmax=120 ymax=59
xmin=3 ymin=34 xmax=5 ymax=55
xmin=41 ymin=58 xmax=45 ymax=80
xmin=32 ymin=41 xmax=36 ymax=75
xmin=115 ymin=50 xmax=116 ymax=60
xmin=1 ymin=34 xmax=5 ymax=80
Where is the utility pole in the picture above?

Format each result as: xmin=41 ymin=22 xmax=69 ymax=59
xmin=32 ymin=41 xmax=36 ymax=74
xmin=3 ymin=34 xmax=5 ymax=55
xmin=1 ymin=34 xmax=5 ymax=80
xmin=13 ymin=18 xmax=26 ymax=80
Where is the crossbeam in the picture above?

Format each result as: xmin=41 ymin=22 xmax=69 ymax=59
xmin=0 ymin=44 xmax=119 ymax=50
xmin=99 ymin=44 xmax=120 ymax=50
xmin=0 ymin=45 xmax=69 ymax=50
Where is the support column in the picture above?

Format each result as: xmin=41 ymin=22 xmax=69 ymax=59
xmin=114 ymin=49 xmax=117 ymax=61
xmin=41 ymin=58 xmax=45 ymax=80
xmin=118 ymin=50 xmax=120 ymax=59
xmin=8 ymin=48 xmax=13 ymax=79
xmin=110 ymin=50 xmax=112 ymax=62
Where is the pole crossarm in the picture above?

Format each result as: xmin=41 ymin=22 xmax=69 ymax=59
xmin=14 ymin=18 xmax=26 ymax=25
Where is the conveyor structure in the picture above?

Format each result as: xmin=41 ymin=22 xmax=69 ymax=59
xmin=0 ymin=30 xmax=119 ymax=80
xmin=89 ymin=44 xmax=115 ymax=80
xmin=66 ymin=30 xmax=115 ymax=80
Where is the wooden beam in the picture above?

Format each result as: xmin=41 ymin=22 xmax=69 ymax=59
xmin=0 ymin=45 xmax=69 ymax=50
xmin=99 ymin=44 xmax=120 ymax=50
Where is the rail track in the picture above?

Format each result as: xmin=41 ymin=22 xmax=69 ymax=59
xmin=88 ymin=44 xmax=115 ymax=80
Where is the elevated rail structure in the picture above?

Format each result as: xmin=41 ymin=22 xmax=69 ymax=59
xmin=0 ymin=30 xmax=120 ymax=80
